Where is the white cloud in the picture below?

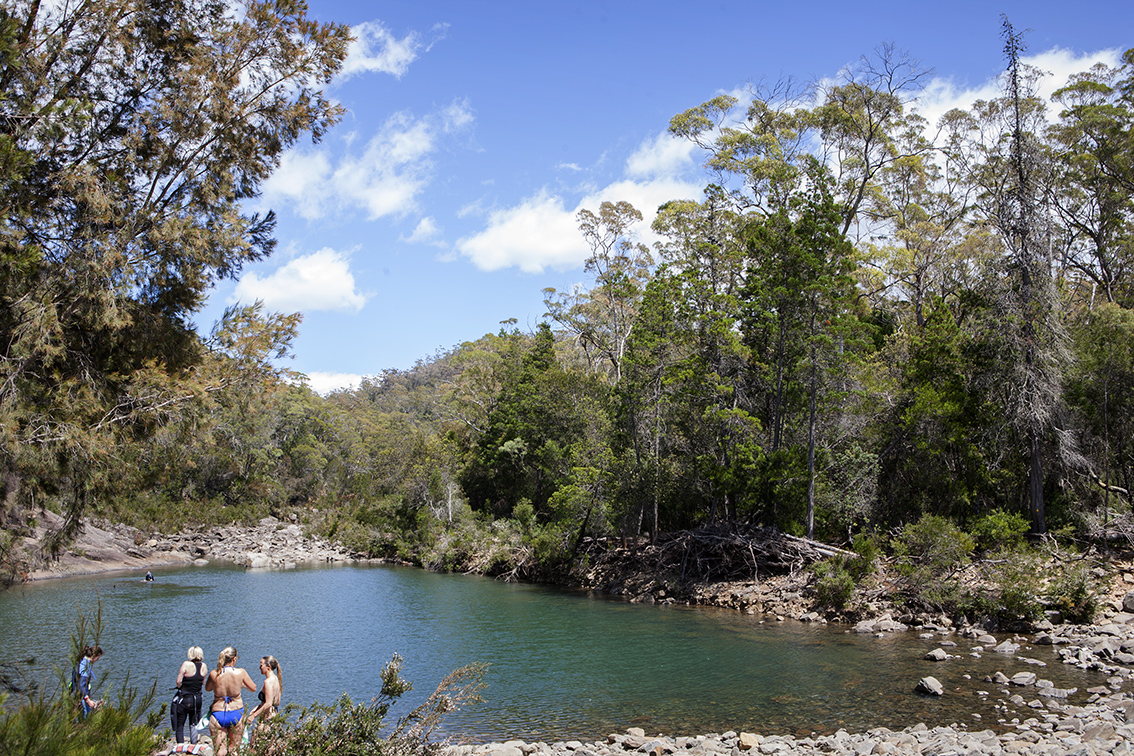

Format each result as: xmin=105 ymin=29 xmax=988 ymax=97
xmin=341 ymin=21 xmax=422 ymax=80
xmin=455 ymin=190 xmax=582 ymax=273
xmin=301 ymin=371 xmax=364 ymax=395
xmin=231 ymin=248 xmax=368 ymax=313
xmin=402 ymin=216 xmax=445 ymax=246
xmin=260 ymin=100 xmax=474 ymax=221
xmin=625 ymin=133 xmax=697 ymax=180
xmin=262 ymin=151 xmax=334 ymax=221
xmin=441 ymin=98 xmax=474 ymax=132
xmin=454 ymin=175 xmax=701 ymax=273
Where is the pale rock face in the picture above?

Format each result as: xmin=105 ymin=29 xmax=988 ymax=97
xmin=738 ymin=733 xmax=760 ymax=751
xmin=915 ymin=676 xmax=944 ymax=696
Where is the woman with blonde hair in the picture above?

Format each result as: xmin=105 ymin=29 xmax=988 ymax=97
xmin=171 ymin=646 xmax=208 ymax=744
xmin=205 ymin=646 xmax=256 ymax=756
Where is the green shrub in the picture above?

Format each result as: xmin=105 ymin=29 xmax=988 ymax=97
xmin=0 ymin=608 xmax=163 ymax=756
xmin=847 ymin=532 xmax=880 ymax=581
xmin=512 ymin=499 xmax=535 ymax=532
xmin=892 ymin=514 xmax=974 ymax=610
xmin=812 ymin=560 xmax=855 ymax=611
xmin=989 ymin=552 xmax=1042 ymax=622
xmin=969 ymin=509 xmax=1030 ymax=552
xmin=1048 ymin=563 xmax=1098 ymax=624
xmin=893 ymin=515 xmax=974 ymax=577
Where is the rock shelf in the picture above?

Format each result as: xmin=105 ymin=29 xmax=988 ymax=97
xmin=23 ymin=512 xmax=359 ymax=580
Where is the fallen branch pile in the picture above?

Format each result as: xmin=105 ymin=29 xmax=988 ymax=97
xmin=578 ymin=522 xmax=853 ymax=585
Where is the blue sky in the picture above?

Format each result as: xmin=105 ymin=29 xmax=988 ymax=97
xmin=194 ymin=0 xmax=1134 ymax=393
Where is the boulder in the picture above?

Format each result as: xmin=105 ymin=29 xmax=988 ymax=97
xmin=924 ymin=648 xmax=948 ymax=661
xmin=915 ymin=676 xmax=944 ymax=696
xmin=1092 ymin=637 xmax=1120 ymax=658
xmin=737 ymin=733 xmax=760 ymax=751
xmin=1009 ymin=671 xmax=1037 ymax=686
xmin=1122 ymin=590 xmax=1134 ymax=614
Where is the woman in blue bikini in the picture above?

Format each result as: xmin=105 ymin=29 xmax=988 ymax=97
xmin=205 ymin=646 xmax=256 ymax=756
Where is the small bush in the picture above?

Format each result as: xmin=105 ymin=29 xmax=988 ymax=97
xmin=893 ymin=515 xmax=974 ymax=577
xmin=969 ymin=509 xmax=1030 ymax=552
xmin=988 ymin=552 xmax=1042 ymax=622
xmin=0 ymin=608 xmax=163 ymax=756
xmin=812 ymin=561 xmax=855 ymax=611
xmin=1048 ymin=563 xmax=1098 ymax=624
xmin=892 ymin=514 xmax=974 ymax=610
xmin=846 ymin=532 xmax=880 ymax=581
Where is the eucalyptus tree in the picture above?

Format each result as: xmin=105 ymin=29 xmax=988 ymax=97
xmin=1049 ymin=49 xmax=1134 ymax=308
xmin=668 ymin=45 xmax=932 ymax=239
xmin=0 ymin=0 xmax=350 ymax=549
xmin=543 ymin=201 xmax=653 ymax=383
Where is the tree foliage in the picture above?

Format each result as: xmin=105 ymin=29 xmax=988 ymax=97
xmin=0 ymin=0 xmax=349 ymax=553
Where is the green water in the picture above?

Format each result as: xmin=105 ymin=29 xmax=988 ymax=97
xmin=0 ymin=562 xmax=1104 ymax=741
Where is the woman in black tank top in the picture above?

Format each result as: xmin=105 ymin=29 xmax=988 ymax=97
xmin=172 ymin=646 xmax=208 ymax=744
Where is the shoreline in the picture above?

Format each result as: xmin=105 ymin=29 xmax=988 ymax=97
xmin=443 ymin=702 xmax=1134 ymax=756
xmin=17 ymin=515 xmax=1134 ymax=756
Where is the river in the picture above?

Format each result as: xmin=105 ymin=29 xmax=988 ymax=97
xmin=0 ymin=561 xmax=1104 ymax=742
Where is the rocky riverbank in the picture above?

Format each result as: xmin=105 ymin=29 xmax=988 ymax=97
xmin=20 ymin=511 xmax=360 ymax=581
xmin=449 ymin=698 xmax=1134 ymax=756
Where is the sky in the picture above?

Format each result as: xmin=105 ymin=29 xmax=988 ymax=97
xmin=192 ymin=0 xmax=1134 ymax=394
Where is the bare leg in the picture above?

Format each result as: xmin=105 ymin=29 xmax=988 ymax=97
xmin=209 ymin=715 xmax=228 ymax=756
xmin=230 ymin=718 xmax=245 ymax=753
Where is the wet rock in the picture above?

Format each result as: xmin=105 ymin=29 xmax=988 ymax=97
xmin=915 ymin=676 xmax=944 ymax=696
xmin=924 ymin=648 xmax=949 ymax=661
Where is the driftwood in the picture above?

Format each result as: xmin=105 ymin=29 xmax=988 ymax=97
xmin=579 ymin=522 xmax=854 ymax=585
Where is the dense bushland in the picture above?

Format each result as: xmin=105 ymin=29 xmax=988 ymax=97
xmin=1 ymin=1 xmax=1133 ymax=621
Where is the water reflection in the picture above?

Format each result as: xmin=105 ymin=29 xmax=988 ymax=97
xmin=0 ymin=562 xmax=1106 ymax=742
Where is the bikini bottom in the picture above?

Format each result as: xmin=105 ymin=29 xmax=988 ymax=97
xmin=211 ymin=706 xmax=243 ymax=729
